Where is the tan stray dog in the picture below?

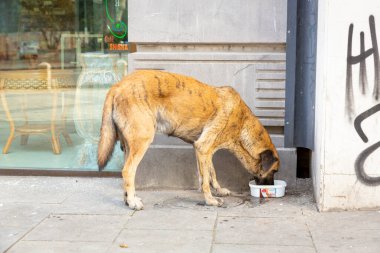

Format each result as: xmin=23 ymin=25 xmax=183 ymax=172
xmin=98 ymin=70 xmax=280 ymax=210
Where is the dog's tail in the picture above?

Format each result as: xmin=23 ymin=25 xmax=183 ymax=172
xmin=98 ymin=88 xmax=117 ymax=170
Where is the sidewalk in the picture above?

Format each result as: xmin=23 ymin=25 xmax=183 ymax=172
xmin=0 ymin=176 xmax=379 ymax=253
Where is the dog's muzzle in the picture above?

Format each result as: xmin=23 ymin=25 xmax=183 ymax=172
xmin=252 ymin=175 xmax=274 ymax=185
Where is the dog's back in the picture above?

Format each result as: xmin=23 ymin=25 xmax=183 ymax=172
xmin=116 ymin=70 xmax=229 ymax=139
xmin=98 ymin=70 xmax=223 ymax=168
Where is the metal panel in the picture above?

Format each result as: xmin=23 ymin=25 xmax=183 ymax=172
xmin=253 ymin=63 xmax=286 ymax=127
xmin=129 ymin=49 xmax=287 ymax=130
xmin=285 ymin=0 xmax=298 ymax=148
xmin=284 ymin=0 xmax=318 ymax=150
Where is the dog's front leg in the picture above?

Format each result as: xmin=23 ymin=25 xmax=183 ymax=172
xmin=210 ymin=165 xmax=231 ymax=197
xmin=195 ymin=151 xmax=224 ymax=206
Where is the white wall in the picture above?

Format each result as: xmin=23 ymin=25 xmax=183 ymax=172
xmin=314 ymin=0 xmax=380 ymax=210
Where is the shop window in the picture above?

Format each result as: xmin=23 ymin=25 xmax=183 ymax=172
xmin=0 ymin=0 xmax=128 ymax=171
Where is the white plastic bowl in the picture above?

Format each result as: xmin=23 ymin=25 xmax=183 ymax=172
xmin=249 ymin=180 xmax=287 ymax=198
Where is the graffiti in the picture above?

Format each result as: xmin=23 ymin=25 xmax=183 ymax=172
xmin=346 ymin=15 xmax=380 ymax=121
xmin=353 ymin=104 xmax=380 ymax=185
xmin=346 ymin=15 xmax=380 ymax=186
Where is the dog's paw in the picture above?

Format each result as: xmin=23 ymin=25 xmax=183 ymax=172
xmin=206 ymin=197 xmax=224 ymax=207
xmin=125 ymin=196 xmax=144 ymax=211
xmin=216 ymin=187 xmax=231 ymax=197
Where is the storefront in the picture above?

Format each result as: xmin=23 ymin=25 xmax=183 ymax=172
xmin=1 ymin=0 xmax=300 ymax=193
xmin=0 ymin=0 xmax=128 ymax=172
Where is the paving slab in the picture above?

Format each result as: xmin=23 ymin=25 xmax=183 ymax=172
xmin=126 ymin=209 xmax=216 ymax=231
xmin=214 ymin=216 xmax=314 ymax=246
xmin=137 ymin=190 xmax=244 ymax=210
xmin=0 ymin=177 xmax=123 ymax=204
xmin=307 ymin=211 xmax=380 ymax=253
xmin=58 ymin=191 xmax=133 ymax=215
xmin=0 ymin=203 xmax=54 ymax=253
xmin=0 ymin=177 xmax=75 ymax=204
xmin=23 ymin=214 xmax=129 ymax=242
xmin=0 ymin=227 xmax=30 ymax=253
xmin=108 ymin=229 xmax=212 ymax=253
xmin=0 ymin=203 xmax=52 ymax=228
xmin=216 ymin=196 xmax=312 ymax=218
xmin=6 ymin=241 xmax=111 ymax=253
xmin=212 ymin=244 xmax=316 ymax=253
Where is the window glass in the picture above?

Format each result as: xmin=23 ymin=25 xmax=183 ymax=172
xmin=0 ymin=0 xmax=128 ymax=171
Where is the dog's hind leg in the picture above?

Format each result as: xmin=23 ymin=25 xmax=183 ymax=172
xmin=121 ymin=136 xmax=152 ymax=210
xmin=113 ymin=99 xmax=155 ymax=210
xmin=118 ymin=111 xmax=155 ymax=210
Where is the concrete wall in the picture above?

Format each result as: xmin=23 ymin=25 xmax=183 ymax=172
xmin=129 ymin=0 xmax=287 ymax=43
xmin=128 ymin=0 xmax=297 ymax=191
xmin=314 ymin=0 xmax=380 ymax=210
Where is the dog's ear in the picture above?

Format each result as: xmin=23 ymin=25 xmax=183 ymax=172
xmin=260 ymin=149 xmax=278 ymax=171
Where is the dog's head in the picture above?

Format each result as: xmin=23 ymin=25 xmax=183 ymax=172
xmin=252 ymin=149 xmax=280 ymax=185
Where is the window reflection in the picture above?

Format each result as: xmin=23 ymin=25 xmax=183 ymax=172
xmin=0 ymin=0 xmax=128 ymax=171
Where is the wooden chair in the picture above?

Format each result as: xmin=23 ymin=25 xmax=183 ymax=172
xmin=0 ymin=63 xmax=72 ymax=154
